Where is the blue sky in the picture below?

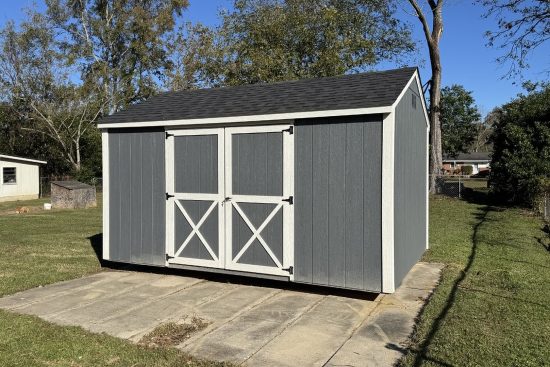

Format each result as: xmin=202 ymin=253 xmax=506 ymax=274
xmin=2 ymin=0 xmax=549 ymax=113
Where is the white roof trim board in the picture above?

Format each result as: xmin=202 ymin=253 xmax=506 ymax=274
xmin=98 ymin=106 xmax=394 ymax=129
xmin=98 ymin=67 xmax=429 ymax=129
xmin=0 ymin=154 xmax=47 ymax=165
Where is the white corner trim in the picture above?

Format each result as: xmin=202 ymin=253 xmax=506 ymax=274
xmin=97 ymin=106 xmax=393 ymax=129
xmin=426 ymin=125 xmax=430 ymax=250
xmin=381 ymin=111 xmax=395 ymax=293
xmin=101 ymin=131 xmax=110 ymax=260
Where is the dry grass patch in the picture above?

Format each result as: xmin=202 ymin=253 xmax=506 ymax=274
xmin=139 ymin=316 xmax=211 ymax=348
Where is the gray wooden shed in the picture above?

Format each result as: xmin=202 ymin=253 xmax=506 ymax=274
xmin=98 ymin=67 xmax=429 ymax=293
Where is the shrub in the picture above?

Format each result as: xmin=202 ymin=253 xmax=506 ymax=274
xmin=461 ymin=165 xmax=473 ymax=176
xmin=490 ymin=84 xmax=550 ymax=206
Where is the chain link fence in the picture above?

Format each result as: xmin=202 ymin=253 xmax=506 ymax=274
xmin=40 ymin=177 xmax=103 ymax=198
xmin=433 ymin=175 xmax=489 ymax=199
xmin=536 ymin=193 xmax=550 ymax=222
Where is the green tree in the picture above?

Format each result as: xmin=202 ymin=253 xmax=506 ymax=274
xmin=440 ymin=85 xmax=481 ymax=157
xmin=480 ymin=0 xmax=549 ymax=75
xmin=0 ymin=1 xmax=189 ymax=175
xmin=174 ymin=0 xmax=415 ymax=88
xmin=490 ymin=83 xmax=550 ymax=206
xmin=0 ymin=18 xmax=105 ymax=173
xmin=44 ymin=0 xmax=188 ymax=113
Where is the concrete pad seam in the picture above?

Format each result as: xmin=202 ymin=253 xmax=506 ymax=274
xmin=240 ymin=295 xmax=328 ymax=366
xmin=86 ymin=278 xmax=209 ymax=326
xmin=43 ymin=275 xmax=172 ymax=318
xmin=125 ymin=281 xmax=239 ymax=341
xmin=179 ymin=287 xmax=285 ymax=350
xmin=402 ymin=286 xmax=437 ymax=291
xmin=321 ymin=296 xmax=386 ymax=367
xmin=1 ymin=271 xmax=132 ymax=311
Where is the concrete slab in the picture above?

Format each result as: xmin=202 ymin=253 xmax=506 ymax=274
xmin=0 ymin=271 xmax=129 ymax=310
xmin=182 ymin=291 xmax=324 ymax=364
xmin=0 ymin=262 xmax=443 ymax=367
xmin=245 ymin=296 xmax=377 ymax=367
xmin=326 ymin=262 xmax=444 ymax=367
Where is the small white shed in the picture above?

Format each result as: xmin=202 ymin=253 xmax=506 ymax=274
xmin=0 ymin=155 xmax=47 ymax=202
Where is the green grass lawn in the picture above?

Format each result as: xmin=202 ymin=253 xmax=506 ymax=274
xmin=1 ymin=195 xmax=549 ymax=366
xmin=0 ymin=198 xmax=228 ymax=367
xmin=400 ymin=195 xmax=550 ymax=367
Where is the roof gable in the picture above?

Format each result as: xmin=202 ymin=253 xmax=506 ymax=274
xmin=99 ymin=67 xmax=417 ymax=126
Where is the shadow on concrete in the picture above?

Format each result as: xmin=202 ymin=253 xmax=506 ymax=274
xmin=407 ymin=205 xmax=493 ymax=367
xmin=87 ymin=233 xmax=378 ymax=302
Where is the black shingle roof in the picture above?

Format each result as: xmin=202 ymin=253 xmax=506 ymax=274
xmin=98 ymin=67 xmax=417 ymax=125
xmin=443 ymin=152 xmax=492 ymax=161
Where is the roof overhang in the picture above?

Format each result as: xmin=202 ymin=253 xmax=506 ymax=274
xmin=98 ymin=106 xmax=393 ymax=129
xmin=443 ymin=159 xmax=491 ymax=163
xmin=0 ymin=154 xmax=47 ymax=165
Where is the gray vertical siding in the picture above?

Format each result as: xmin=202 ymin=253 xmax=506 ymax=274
xmin=294 ymin=115 xmax=383 ymax=292
xmin=394 ymin=81 xmax=428 ymax=288
xmin=231 ymin=132 xmax=284 ymax=267
xmin=108 ymin=129 xmax=166 ymax=266
xmin=174 ymin=135 xmax=218 ymax=194
xmin=232 ymin=132 xmax=283 ymax=196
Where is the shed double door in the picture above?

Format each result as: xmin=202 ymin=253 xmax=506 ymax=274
xmin=165 ymin=125 xmax=294 ymax=277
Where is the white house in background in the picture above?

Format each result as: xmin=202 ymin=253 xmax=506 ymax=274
xmin=0 ymin=155 xmax=47 ymax=202
xmin=442 ymin=152 xmax=491 ymax=175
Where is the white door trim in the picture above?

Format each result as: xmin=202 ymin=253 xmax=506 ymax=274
xmin=165 ymin=128 xmax=225 ymax=269
xmin=224 ymin=124 xmax=294 ymax=278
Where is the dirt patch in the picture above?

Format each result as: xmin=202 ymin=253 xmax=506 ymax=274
xmin=139 ymin=316 xmax=210 ymax=348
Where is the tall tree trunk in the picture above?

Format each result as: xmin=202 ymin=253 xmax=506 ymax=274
xmin=428 ymin=35 xmax=443 ymax=191
xmin=409 ymin=0 xmax=444 ymax=193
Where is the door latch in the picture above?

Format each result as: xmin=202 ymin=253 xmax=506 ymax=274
xmin=282 ymin=196 xmax=293 ymax=205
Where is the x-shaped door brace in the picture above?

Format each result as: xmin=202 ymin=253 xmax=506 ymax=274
xmin=232 ymin=202 xmax=283 ymax=268
xmin=174 ymin=200 xmax=219 ymax=261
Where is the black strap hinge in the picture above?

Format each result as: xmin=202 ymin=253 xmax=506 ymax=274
xmin=166 ymin=254 xmax=174 ymax=261
xmin=282 ymin=196 xmax=293 ymax=205
xmin=166 ymin=193 xmax=174 ymax=200
xmin=165 ymin=132 xmax=173 ymax=139
xmin=282 ymin=126 xmax=294 ymax=135
xmin=282 ymin=266 xmax=294 ymax=275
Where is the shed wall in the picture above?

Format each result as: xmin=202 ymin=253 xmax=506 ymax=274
xmin=394 ymin=81 xmax=428 ymax=288
xmin=108 ymin=129 xmax=166 ymax=265
xmin=294 ymin=115 xmax=382 ymax=291
xmin=0 ymin=159 xmax=40 ymax=200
